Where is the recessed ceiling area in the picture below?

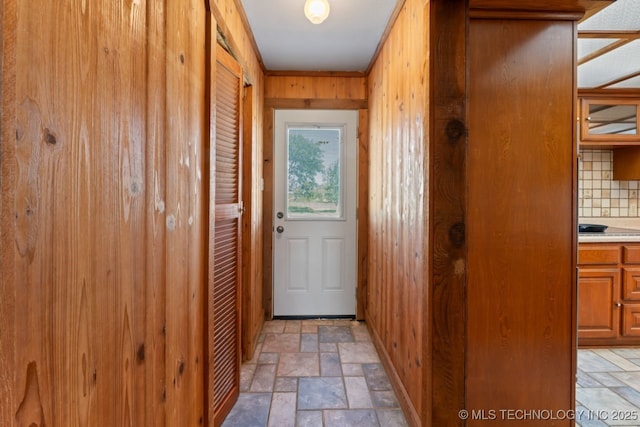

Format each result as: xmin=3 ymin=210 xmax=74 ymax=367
xmin=578 ymin=0 xmax=640 ymax=89
xmin=239 ymin=0 xmax=399 ymax=72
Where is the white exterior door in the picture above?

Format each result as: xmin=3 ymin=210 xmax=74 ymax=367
xmin=273 ymin=110 xmax=357 ymax=317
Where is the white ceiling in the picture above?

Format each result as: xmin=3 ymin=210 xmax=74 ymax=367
xmin=239 ymin=0 xmax=399 ymax=72
xmin=577 ymin=0 xmax=640 ymax=89
xmin=239 ymin=0 xmax=640 ymax=89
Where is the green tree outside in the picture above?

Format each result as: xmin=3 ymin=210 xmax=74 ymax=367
xmin=288 ymin=134 xmax=324 ymax=200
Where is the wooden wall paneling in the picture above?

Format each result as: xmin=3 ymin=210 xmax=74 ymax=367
xmin=1 ymin=0 xmax=266 ymax=425
xmin=241 ymin=83 xmax=264 ymax=359
xmin=164 ymin=1 xmax=207 ymax=425
xmin=264 ymin=75 xmax=367 ymax=101
xmin=146 ymin=0 xmax=169 ymax=424
xmin=366 ymin=0 xmax=427 ymax=425
xmin=262 ymin=107 xmax=274 ymax=319
xmin=357 ymin=109 xmax=369 ymax=320
xmin=2 ymin=1 xmax=169 ymax=425
xmin=210 ymin=0 xmax=264 ymax=85
xmin=0 ymin=0 xmax=17 ymax=425
xmin=428 ymin=0 xmax=467 ymax=425
xmin=467 ymin=18 xmax=577 ymax=426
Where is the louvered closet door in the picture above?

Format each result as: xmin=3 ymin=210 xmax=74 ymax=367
xmin=212 ymin=44 xmax=243 ymax=427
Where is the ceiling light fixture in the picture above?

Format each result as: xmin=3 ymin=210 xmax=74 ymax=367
xmin=304 ymin=0 xmax=330 ymax=24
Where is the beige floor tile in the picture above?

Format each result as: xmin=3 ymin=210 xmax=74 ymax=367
xmin=277 ymin=352 xmax=320 ymax=377
xmin=262 ymin=333 xmax=301 ymax=353
xmin=342 ymin=363 xmax=364 ymax=376
xmin=284 ymin=320 xmax=302 ymax=333
xmin=345 ymin=377 xmax=373 ymax=408
xmin=262 ymin=320 xmax=287 ymax=334
xmin=338 ymin=342 xmax=381 ymax=364
xmin=250 ymin=364 xmax=277 ymax=392
xmin=301 ymin=324 xmax=318 ymax=333
xmin=267 ymin=392 xmax=296 ymax=427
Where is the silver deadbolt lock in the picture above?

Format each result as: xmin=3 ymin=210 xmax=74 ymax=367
xmin=276 ymin=226 xmax=284 ymax=234
xmin=277 ymin=211 xmax=284 ymax=219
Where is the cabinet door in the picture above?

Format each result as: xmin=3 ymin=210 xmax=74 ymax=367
xmin=580 ymin=98 xmax=640 ymax=145
xmin=623 ymin=267 xmax=640 ymax=300
xmin=578 ymin=268 xmax=621 ymax=339
xmin=622 ymin=303 xmax=640 ymax=337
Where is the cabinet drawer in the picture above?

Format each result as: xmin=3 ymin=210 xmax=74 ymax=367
xmin=579 ymin=245 xmax=621 ymax=265
xmin=623 ymin=245 xmax=640 ymax=264
xmin=623 ymin=268 xmax=640 ymax=300
xmin=622 ymin=303 xmax=640 ymax=337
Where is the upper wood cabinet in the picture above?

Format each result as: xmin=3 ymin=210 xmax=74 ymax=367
xmin=579 ymin=98 xmax=640 ymax=146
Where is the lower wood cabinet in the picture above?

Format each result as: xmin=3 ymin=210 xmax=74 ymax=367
xmin=578 ymin=268 xmax=620 ymax=339
xmin=578 ymin=243 xmax=640 ymax=345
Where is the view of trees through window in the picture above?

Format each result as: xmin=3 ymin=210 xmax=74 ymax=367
xmin=287 ymin=127 xmax=342 ymax=218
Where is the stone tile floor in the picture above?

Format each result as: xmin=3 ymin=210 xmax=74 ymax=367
xmin=576 ymin=348 xmax=640 ymax=427
xmin=222 ymin=319 xmax=408 ymax=427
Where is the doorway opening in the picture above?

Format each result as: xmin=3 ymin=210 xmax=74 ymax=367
xmin=272 ymin=109 xmax=358 ymax=318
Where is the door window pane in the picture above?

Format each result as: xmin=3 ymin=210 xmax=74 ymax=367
xmin=286 ymin=126 xmax=343 ymax=219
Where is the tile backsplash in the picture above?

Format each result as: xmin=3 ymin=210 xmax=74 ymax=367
xmin=579 ymin=149 xmax=639 ymax=218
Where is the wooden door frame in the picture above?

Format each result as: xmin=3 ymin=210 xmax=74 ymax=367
xmin=262 ymin=100 xmax=369 ymax=320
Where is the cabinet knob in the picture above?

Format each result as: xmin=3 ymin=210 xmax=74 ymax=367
xmin=615 ymin=302 xmax=622 ymax=308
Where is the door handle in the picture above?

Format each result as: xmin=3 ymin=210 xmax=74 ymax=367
xmin=276 ymin=226 xmax=284 ymax=234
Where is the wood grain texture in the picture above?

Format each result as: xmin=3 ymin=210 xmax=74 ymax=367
xmin=2 ymin=0 xmax=208 ymax=425
xmin=467 ymin=18 xmax=577 ymax=426
xmin=428 ymin=0 xmax=467 ymax=425
xmin=613 ymin=148 xmax=640 ymax=180
xmin=209 ymin=0 xmax=266 ymax=364
xmin=367 ymin=0 xmax=428 ymax=424
xmin=264 ymin=75 xmax=367 ymax=100
xmin=470 ymin=0 xmax=595 ymax=13
xmin=578 ymin=243 xmax=640 ymax=346
xmin=1 ymin=0 xmax=17 ymax=426
xmin=164 ymin=1 xmax=208 ymax=425
xmin=578 ymin=267 xmax=621 ymax=339
xmin=262 ymin=107 xmax=275 ymax=319
xmin=624 ymin=245 xmax=640 ymax=264
xmin=211 ymin=0 xmax=264 ymax=83
xmin=579 ymin=244 xmax=621 ymax=265
xmin=212 ymin=44 xmax=243 ymax=427
xmin=357 ymin=109 xmax=369 ymax=320
xmin=241 ymin=84 xmax=264 ymax=360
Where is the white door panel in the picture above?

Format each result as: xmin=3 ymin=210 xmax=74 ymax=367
xmin=274 ymin=109 xmax=357 ymax=317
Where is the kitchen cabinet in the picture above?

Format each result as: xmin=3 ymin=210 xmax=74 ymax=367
xmin=579 ymin=96 xmax=640 ymax=179
xmin=578 ymin=242 xmax=640 ymax=345
xmin=579 ymin=98 xmax=640 ymax=146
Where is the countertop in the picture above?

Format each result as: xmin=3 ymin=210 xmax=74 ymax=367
xmin=578 ymin=217 xmax=640 ymax=243
xmin=579 ymin=226 xmax=640 ymax=243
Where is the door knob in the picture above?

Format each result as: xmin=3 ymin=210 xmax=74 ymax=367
xmin=276 ymin=226 xmax=284 ymax=234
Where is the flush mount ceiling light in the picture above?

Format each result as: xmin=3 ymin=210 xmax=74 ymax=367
xmin=304 ymin=0 xmax=330 ymax=24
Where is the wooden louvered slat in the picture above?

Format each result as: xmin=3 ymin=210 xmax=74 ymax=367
xmin=212 ymin=43 xmax=243 ymax=427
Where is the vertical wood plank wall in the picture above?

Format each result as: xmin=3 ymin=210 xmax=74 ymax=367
xmin=0 ymin=0 xmax=263 ymax=425
xmin=366 ymin=0 xmax=428 ymax=425
xmin=429 ymin=0 xmax=467 ymax=425
xmin=262 ymin=74 xmax=368 ymax=319
xmin=466 ymin=16 xmax=577 ymax=426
